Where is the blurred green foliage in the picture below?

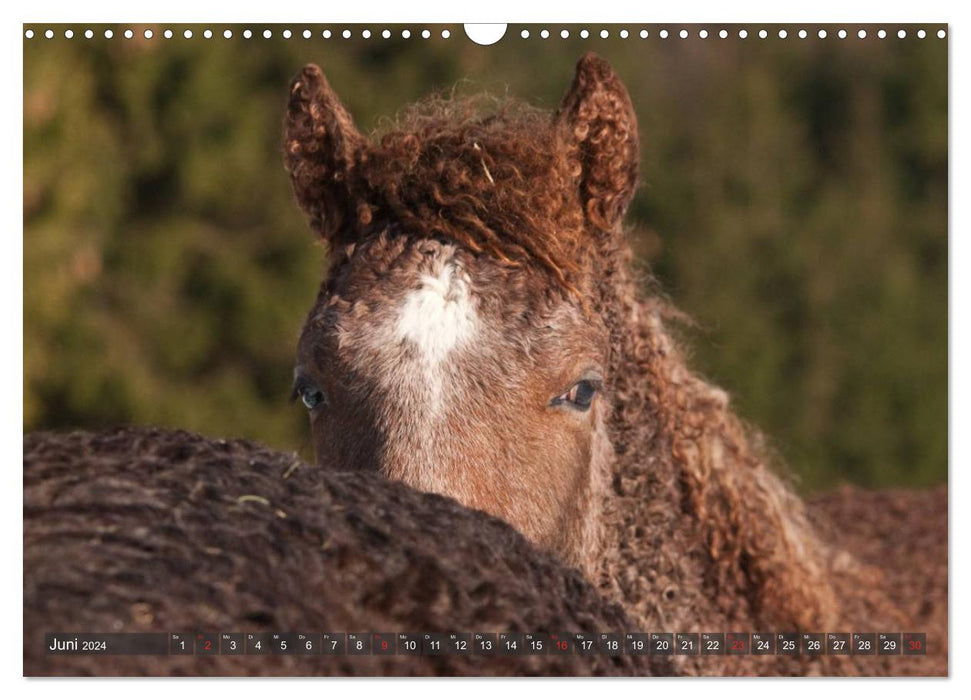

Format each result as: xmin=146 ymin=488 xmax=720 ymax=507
xmin=23 ymin=25 xmax=947 ymax=491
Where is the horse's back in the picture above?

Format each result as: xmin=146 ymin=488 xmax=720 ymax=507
xmin=809 ymin=485 xmax=947 ymax=675
xmin=23 ymin=427 xmax=661 ymax=677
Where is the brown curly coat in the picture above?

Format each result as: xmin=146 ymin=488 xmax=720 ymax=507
xmin=24 ymin=427 xmax=665 ymax=676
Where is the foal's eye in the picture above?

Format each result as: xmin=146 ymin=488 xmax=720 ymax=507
xmin=551 ymin=379 xmax=601 ymax=411
xmin=300 ymin=386 xmax=325 ymax=410
xmin=291 ymin=377 xmax=326 ymax=411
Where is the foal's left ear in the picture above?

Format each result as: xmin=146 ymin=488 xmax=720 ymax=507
xmin=556 ymin=53 xmax=639 ymax=231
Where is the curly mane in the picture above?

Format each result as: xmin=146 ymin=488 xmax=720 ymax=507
xmin=596 ymin=238 xmax=901 ymax=634
xmin=287 ymin=76 xmax=588 ymax=293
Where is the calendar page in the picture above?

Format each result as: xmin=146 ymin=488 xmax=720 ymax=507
xmin=21 ymin=20 xmax=948 ymax=679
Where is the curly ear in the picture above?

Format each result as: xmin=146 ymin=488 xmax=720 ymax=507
xmin=284 ymin=64 xmax=364 ymax=243
xmin=556 ymin=53 xmax=639 ymax=231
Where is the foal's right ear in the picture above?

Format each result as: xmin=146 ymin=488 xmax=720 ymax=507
xmin=284 ymin=64 xmax=365 ymax=243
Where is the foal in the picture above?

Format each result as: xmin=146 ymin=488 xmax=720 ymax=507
xmin=284 ymin=54 xmax=946 ymax=675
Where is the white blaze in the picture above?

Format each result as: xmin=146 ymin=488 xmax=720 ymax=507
xmin=395 ymin=261 xmax=477 ymax=367
xmin=377 ymin=257 xmax=478 ymax=485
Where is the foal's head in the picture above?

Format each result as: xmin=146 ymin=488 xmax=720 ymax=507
xmin=284 ymin=54 xmax=638 ymax=568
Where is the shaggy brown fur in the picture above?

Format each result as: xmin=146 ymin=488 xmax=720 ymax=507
xmin=24 ymin=427 xmax=668 ymax=677
xmin=598 ymin=248 xmax=947 ymax=675
xmin=285 ymin=54 xmax=947 ymax=676
xmin=808 ymin=486 xmax=948 ymax=664
xmin=284 ymin=59 xmax=634 ymax=295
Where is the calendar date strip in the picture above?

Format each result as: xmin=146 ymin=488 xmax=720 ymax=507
xmin=45 ymin=632 xmax=927 ymax=656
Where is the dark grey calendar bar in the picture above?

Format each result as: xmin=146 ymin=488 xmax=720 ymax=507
xmin=42 ymin=632 xmax=927 ymax=656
